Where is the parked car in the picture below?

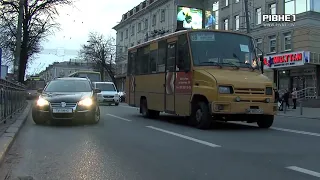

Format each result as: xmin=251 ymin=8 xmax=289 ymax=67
xmin=32 ymin=77 xmax=101 ymax=125
xmin=93 ymin=82 xmax=120 ymax=106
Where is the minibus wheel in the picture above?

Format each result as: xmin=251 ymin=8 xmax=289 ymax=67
xmin=257 ymin=115 xmax=274 ymax=128
xmin=140 ymin=98 xmax=159 ymax=119
xmin=189 ymin=102 xmax=211 ymax=129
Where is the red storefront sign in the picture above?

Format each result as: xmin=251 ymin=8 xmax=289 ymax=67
xmin=263 ymin=52 xmax=303 ymax=66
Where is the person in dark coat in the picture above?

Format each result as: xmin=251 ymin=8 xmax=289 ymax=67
xmin=274 ymin=89 xmax=279 ymax=103
xmin=283 ymin=89 xmax=290 ymax=108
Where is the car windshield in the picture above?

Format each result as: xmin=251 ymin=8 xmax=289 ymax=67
xmin=78 ymin=73 xmax=101 ymax=82
xmin=44 ymin=80 xmax=92 ymax=92
xmin=189 ymin=31 xmax=258 ymax=69
xmin=96 ymin=83 xmax=116 ymax=91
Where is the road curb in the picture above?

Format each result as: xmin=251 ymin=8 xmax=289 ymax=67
xmin=0 ymin=101 xmax=31 ymax=165
xmin=276 ymin=114 xmax=320 ymax=120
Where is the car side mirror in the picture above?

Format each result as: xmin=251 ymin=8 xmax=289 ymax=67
xmin=94 ymin=88 xmax=101 ymax=93
xmin=37 ymin=88 xmax=43 ymax=93
xmin=260 ymin=55 xmax=264 ymax=74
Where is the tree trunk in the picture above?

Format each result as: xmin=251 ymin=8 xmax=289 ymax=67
xmin=18 ymin=1 xmax=29 ymax=83
xmin=101 ymin=63 xmax=117 ymax=89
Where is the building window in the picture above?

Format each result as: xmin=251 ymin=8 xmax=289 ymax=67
xmin=213 ymin=1 xmax=219 ymax=30
xmin=284 ymin=32 xmax=292 ymax=51
xmin=269 ymin=35 xmax=276 ymax=53
xmin=285 ymin=0 xmax=310 ymax=14
xmin=226 ymin=0 xmax=229 ymax=6
xmin=144 ymin=19 xmax=148 ymax=30
xmin=161 ymin=9 xmax=165 ymax=22
xmin=138 ymin=23 xmax=141 ymax=32
xmin=120 ymin=32 xmax=123 ymax=41
xmin=125 ymin=29 xmax=128 ymax=38
xmin=256 ymin=8 xmax=261 ymax=25
xmin=256 ymin=38 xmax=262 ymax=55
xmin=269 ymin=3 xmax=276 ymax=14
xmin=234 ymin=15 xmax=239 ymax=30
xmin=131 ymin=25 xmax=135 ymax=35
xmin=224 ymin=19 xmax=228 ymax=30
xmin=152 ymin=14 xmax=156 ymax=26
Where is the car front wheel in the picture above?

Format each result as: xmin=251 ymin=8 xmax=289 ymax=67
xmin=88 ymin=105 xmax=100 ymax=124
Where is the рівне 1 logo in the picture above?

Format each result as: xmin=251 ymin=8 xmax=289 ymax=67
xmin=263 ymin=14 xmax=296 ymax=22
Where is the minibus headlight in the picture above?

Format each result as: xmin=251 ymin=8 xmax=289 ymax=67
xmin=219 ymin=86 xmax=233 ymax=94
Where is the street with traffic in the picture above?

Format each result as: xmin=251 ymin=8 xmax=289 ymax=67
xmin=0 ymin=103 xmax=320 ymax=180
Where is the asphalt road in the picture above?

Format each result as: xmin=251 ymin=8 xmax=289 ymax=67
xmin=1 ymin=103 xmax=320 ymax=180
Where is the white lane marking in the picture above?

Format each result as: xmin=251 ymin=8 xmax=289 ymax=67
xmin=146 ymin=126 xmax=221 ymax=148
xmin=230 ymin=122 xmax=320 ymax=137
xmin=271 ymin=127 xmax=320 ymax=137
xmin=286 ymin=166 xmax=320 ymax=178
xmin=106 ymin=114 xmax=132 ymax=121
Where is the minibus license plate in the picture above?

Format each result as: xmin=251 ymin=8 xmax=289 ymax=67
xmin=52 ymin=108 xmax=72 ymax=113
xmin=246 ymin=109 xmax=263 ymax=114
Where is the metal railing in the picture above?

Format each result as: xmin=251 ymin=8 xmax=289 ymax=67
xmin=296 ymin=87 xmax=317 ymax=101
xmin=0 ymin=79 xmax=27 ymax=124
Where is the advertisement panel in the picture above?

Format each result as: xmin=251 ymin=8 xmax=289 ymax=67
xmin=262 ymin=51 xmax=310 ymax=69
xmin=1 ymin=65 xmax=8 ymax=79
xmin=177 ymin=6 xmax=202 ymax=29
xmin=205 ymin=11 xmax=216 ymax=29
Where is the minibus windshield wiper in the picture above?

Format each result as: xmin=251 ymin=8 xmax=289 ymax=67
xmin=219 ymin=62 xmax=239 ymax=69
xmin=199 ymin=61 xmax=222 ymax=68
xmin=238 ymin=61 xmax=255 ymax=71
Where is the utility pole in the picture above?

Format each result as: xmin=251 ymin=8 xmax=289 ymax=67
xmin=244 ymin=0 xmax=250 ymax=33
xmin=14 ymin=0 xmax=24 ymax=81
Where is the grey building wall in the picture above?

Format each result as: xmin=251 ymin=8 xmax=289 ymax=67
xmin=113 ymin=0 xmax=320 ymax=90
xmin=38 ymin=61 xmax=112 ymax=82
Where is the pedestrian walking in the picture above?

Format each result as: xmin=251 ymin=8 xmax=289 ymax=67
xmin=291 ymin=88 xmax=297 ymax=109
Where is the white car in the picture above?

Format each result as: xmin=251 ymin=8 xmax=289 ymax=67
xmin=93 ymin=82 xmax=120 ymax=106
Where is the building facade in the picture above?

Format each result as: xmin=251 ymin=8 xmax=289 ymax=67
xmin=113 ymin=0 xmax=320 ymax=95
xmin=38 ymin=60 xmax=96 ymax=82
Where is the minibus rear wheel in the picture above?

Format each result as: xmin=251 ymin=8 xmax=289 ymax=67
xmin=257 ymin=115 xmax=274 ymax=128
xmin=189 ymin=102 xmax=212 ymax=130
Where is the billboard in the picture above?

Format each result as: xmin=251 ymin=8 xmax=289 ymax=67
xmin=1 ymin=65 xmax=8 ymax=79
xmin=205 ymin=11 xmax=216 ymax=29
xmin=177 ymin=6 xmax=203 ymax=29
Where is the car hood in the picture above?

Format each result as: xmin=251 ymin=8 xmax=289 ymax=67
xmin=99 ymin=91 xmax=118 ymax=96
xmin=203 ymin=69 xmax=273 ymax=88
xmin=40 ymin=92 xmax=92 ymax=103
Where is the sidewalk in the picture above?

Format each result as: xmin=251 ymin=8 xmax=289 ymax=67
xmin=276 ymin=107 xmax=320 ymax=119
xmin=0 ymin=101 xmax=31 ymax=165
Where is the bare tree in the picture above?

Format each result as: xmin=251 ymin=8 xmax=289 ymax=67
xmin=79 ymin=32 xmax=126 ymax=87
xmin=0 ymin=0 xmax=73 ymax=82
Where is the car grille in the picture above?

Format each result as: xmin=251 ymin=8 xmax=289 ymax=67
xmin=50 ymin=103 xmax=77 ymax=108
xmin=52 ymin=113 xmax=74 ymax=119
xmin=234 ymin=88 xmax=264 ymax=95
xmin=103 ymin=95 xmax=114 ymax=98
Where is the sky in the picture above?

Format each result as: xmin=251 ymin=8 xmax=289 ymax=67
xmin=27 ymin=0 xmax=142 ymax=75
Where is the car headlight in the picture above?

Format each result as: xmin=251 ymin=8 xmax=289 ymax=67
xmin=78 ymin=98 xmax=93 ymax=106
xmin=266 ymin=87 xmax=273 ymax=95
xmin=218 ymin=86 xmax=232 ymax=94
xmin=37 ymin=97 xmax=49 ymax=106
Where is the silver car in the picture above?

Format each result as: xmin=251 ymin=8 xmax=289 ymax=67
xmin=93 ymin=82 xmax=120 ymax=106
